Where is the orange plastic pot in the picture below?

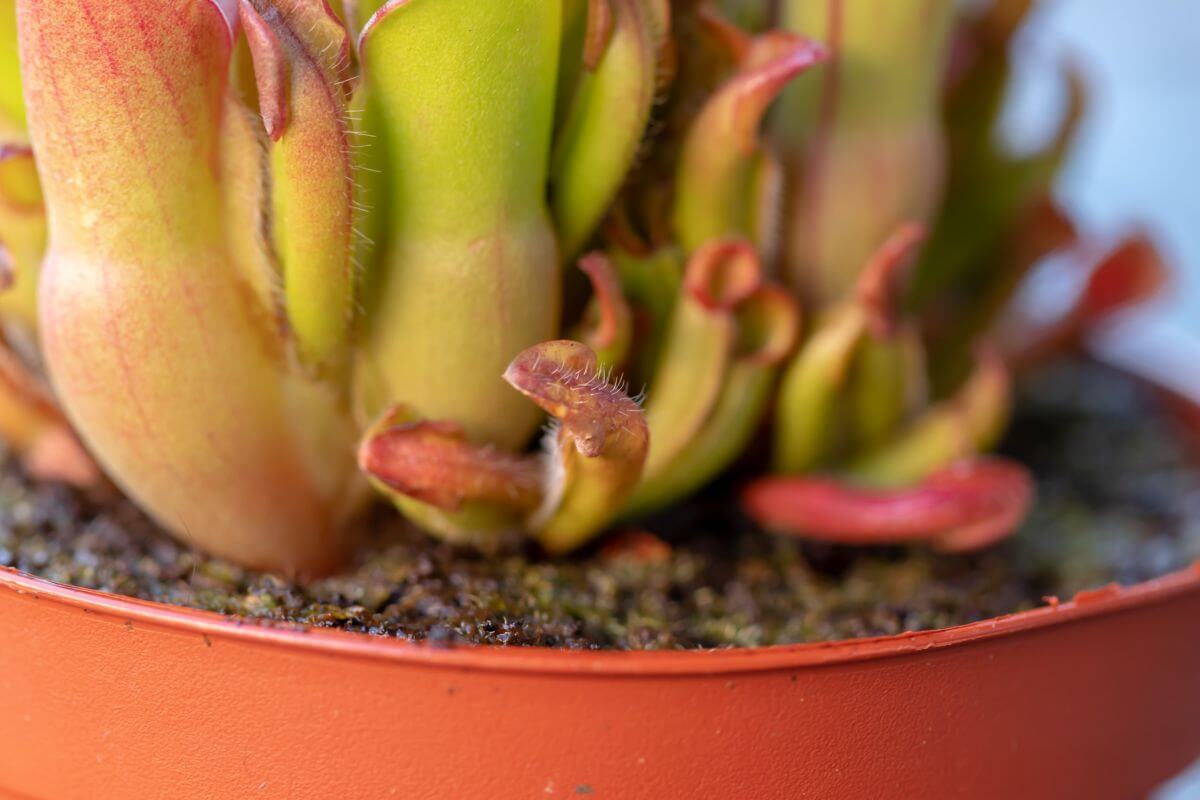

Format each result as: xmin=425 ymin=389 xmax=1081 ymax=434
xmin=0 ymin=370 xmax=1198 ymax=800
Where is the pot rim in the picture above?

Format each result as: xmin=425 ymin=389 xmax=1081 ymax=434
xmin=3 ymin=355 xmax=1199 ymax=677
xmin=1 ymin=562 xmax=1198 ymax=675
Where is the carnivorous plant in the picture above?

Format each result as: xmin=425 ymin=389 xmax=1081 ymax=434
xmin=0 ymin=0 xmax=1164 ymax=573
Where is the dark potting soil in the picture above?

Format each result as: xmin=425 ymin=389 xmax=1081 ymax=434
xmin=1 ymin=360 xmax=1197 ymax=650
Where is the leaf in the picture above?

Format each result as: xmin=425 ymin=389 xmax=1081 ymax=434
xmin=848 ymin=347 xmax=1011 ymax=487
xmin=357 ymin=0 xmax=562 ymax=449
xmin=504 ymin=340 xmax=649 ymax=553
xmin=0 ymin=342 xmax=98 ymax=488
xmin=0 ymin=145 xmax=43 ymax=333
xmin=0 ymin=0 xmax=26 ymax=138
xmin=626 ymin=283 xmax=800 ymax=515
xmin=574 ymin=252 xmax=634 ymax=372
xmin=551 ymin=0 xmax=667 ymax=259
xmin=774 ymin=223 xmax=926 ymax=474
xmin=742 ymin=457 xmax=1034 ymax=552
xmin=640 ymin=240 xmax=761 ymax=479
xmin=776 ymin=0 xmax=955 ymax=304
xmin=673 ymin=32 xmax=826 ymax=252
xmin=17 ymin=0 xmax=356 ymax=574
xmin=1011 ymin=234 xmax=1169 ymax=371
xmin=359 ymin=406 xmax=541 ymax=547
xmin=240 ymin=0 xmax=357 ymax=373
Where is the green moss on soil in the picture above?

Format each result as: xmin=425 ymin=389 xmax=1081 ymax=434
xmin=1 ymin=361 xmax=1197 ymax=649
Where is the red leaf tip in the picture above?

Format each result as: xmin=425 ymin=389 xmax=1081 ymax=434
xmin=855 ymin=222 xmax=927 ymax=338
xmin=577 ymin=252 xmax=632 ymax=352
xmin=683 ymin=239 xmax=762 ymax=311
xmin=239 ymin=0 xmax=289 ymax=140
xmin=504 ymin=340 xmax=646 ymax=459
xmin=206 ymin=0 xmax=240 ymax=39
xmin=741 ymin=457 xmax=1033 ymax=552
xmin=359 ymin=414 xmax=541 ymax=512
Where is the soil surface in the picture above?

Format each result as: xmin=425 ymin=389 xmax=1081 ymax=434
xmin=2 ymin=360 xmax=1197 ymax=649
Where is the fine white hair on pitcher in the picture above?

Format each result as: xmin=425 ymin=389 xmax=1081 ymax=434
xmin=527 ymin=422 xmax=567 ymax=531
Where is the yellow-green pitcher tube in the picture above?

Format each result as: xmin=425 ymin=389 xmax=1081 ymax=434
xmin=776 ymin=0 xmax=954 ymax=306
xmin=357 ymin=0 xmax=562 ymax=450
xmin=19 ymin=0 xmax=357 ymax=575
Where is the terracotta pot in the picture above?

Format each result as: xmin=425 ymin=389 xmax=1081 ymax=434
xmin=1 ymin=367 xmax=1198 ymax=800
